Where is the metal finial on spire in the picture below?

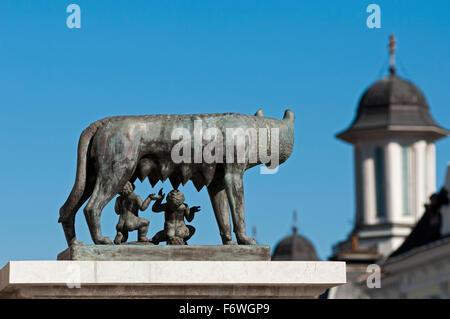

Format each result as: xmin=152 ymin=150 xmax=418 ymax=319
xmin=388 ymin=33 xmax=397 ymax=75
xmin=293 ymin=210 xmax=298 ymax=234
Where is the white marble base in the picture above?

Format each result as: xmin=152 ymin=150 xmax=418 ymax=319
xmin=0 ymin=261 xmax=346 ymax=299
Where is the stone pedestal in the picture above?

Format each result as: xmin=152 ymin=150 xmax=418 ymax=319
xmin=57 ymin=244 xmax=271 ymax=261
xmin=0 ymin=260 xmax=346 ymax=299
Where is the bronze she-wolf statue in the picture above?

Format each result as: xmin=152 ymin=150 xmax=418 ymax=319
xmin=58 ymin=109 xmax=294 ymax=246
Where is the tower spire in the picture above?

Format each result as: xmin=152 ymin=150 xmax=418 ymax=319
xmin=293 ymin=210 xmax=298 ymax=234
xmin=389 ymin=33 xmax=397 ymax=75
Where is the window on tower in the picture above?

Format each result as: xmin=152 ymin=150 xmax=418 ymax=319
xmin=424 ymin=145 xmax=428 ymax=199
xmin=402 ymin=146 xmax=411 ymax=216
xmin=355 ymin=147 xmax=364 ymax=225
xmin=374 ymin=147 xmax=386 ymax=218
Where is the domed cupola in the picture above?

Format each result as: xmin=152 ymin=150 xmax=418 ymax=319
xmin=272 ymin=211 xmax=320 ymax=261
xmin=338 ymin=49 xmax=448 ymax=143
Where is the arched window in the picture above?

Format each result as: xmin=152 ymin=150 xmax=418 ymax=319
xmin=355 ymin=147 xmax=364 ymax=225
xmin=374 ymin=147 xmax=386 ymax=218
xmin=402 ymin=146 xmax=411 ymax=216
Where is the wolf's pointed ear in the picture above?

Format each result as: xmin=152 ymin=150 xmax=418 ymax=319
xmin=283 ymin=109 xmax=294 ymax=122
xmin=254 ymin=109 xmax=264 ymax=117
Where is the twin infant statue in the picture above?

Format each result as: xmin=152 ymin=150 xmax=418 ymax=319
xmin=114 ymin=182 xmax=200 ymax=245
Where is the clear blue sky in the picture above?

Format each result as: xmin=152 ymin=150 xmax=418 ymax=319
xmin=0 ymin=1 xmax=449 ymax=266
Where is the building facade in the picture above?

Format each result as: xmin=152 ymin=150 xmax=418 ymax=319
xmin=364 ymin=165 xmax=450 ymax=298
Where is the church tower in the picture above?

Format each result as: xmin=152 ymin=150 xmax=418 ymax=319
xmin=336 ymin=35 xmax=449 ymax=256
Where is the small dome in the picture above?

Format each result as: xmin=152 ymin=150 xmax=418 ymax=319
xmin=337 ymin=73 xmax=449 ymax=143
xmin=272 ymin=230 xmax=320 ymax=261
xmin=359 ymin=74 xmax=428 ymax=109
